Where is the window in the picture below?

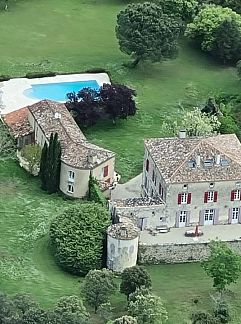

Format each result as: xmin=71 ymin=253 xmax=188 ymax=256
xmin=183 ymin=184 xmax=188 ymax=190
xmin=232 ymin=207 xmax=239 ymax=220
xmin=207 ymin=191 xmax=214 ymax=202
xmin=145 ymin=176 xmax=148 ymax=189
xmin=146 ymin=159 xmax=149 ymax=172
xmin=209 ymin=182 xmax=214 ymax=188
xmin=204 ymin=209 xmax=214 ymax=221
xmin=181 ymin=192 xmax=187 ymax=204
xmin=178 ymin=192 xmax=191 ymax=204
xmin=159 ymin=183 xmax=163 ymax=198
xmin=204 ymin=191 xmax=218 ymax=203
xmin=67 ymin=184 xmax=74 ymax=193
xmin=231 ymin=189 xmax=241 ymax=201
xmin=68 ymin=171 xmax=75 ymax=181
xmin=179 ymin=211 xmax=187 ymax=223
xmin=103 ymin=166 xmax=108 ymax=177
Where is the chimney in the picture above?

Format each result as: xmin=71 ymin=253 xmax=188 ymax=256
xmin=88 ymin=154 xmax=97 ymax=164
xmin=196 ymin=154 xmax=201 ymax=167
xmin=179 ymin=129 xmax=186 ymax=139
xmin=215 ymin=154 xmax=221 ymax=165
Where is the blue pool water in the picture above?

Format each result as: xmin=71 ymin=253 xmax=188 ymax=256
xmin=23 ymin=80 xmax=100 ymax=101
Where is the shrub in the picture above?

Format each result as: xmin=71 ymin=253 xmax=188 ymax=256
xmin=25 ymin=71 xmax=56 ymax=79
xmin=0 ymin=75 xmax=10 ymax=82
xmin=89 ymin=176 xmax=107 ymax=207
xmin=49 ymin=203 xmax=110 ymax=275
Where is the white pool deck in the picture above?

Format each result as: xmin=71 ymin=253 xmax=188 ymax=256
xmin=0 ymin=73 xmax=110 ymax=115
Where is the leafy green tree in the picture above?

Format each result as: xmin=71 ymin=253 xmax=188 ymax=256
xmin=100 ymin=83 xmax=137 ymax=123
xmin=211 ymin=18 xmax=241 ymax=63
xmin=21 ymin=307 xmax=49 ymax=324
xmin=128 ymin=288 xmax=168 ymax=324
xmin=53 ymin=295 xmax=89 ymax=323
xmin=208 ymin=0 xmax=241 ymax=14
xmin=21 ymin=144 xmax=42 ymax=175
xmin=185 ymin=5 xmax=241 ymax=63
xmin=83 ymin=268 xmax=117 ymax=313
xmin=12 ymin=293 xmax=39 ymax=315
xmin=116 ymin=2 xmax=181 ymax=67
xmin=97 ymin=302 xmax=113 ymax=322
xmin=120 ymin=266 xmax=152 ymax=299
xmin=162 ymin=107 xmax=220 ymax=136
xmin=158 ymin=0 xmax=198 ymax=22
xmin=108 ymin=315 xmax=138 ymax=324
xmin=0 ymin=121 xmax=16 ymax=160
xmin=50 ymin=203 xmax=110 ymax=275
xmin=202 ymin=241 xmax=241 ymax=292
xmin=191 ymin=311 xmax=218 ymax=324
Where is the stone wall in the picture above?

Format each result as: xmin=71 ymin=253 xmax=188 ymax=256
xmin=138 ymin=239 xmax=241 ymax=264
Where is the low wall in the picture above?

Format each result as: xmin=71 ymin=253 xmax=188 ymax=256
xmin=138 ymin=240 xmax=241 ymax=264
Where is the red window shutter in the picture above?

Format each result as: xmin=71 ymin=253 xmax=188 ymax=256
xmin=214 ymin=191 xmax=218 ymax=202
xmin=204 ymin=192 xmax=208 ymax=203
xmin=231 ymin=190 xmax=235 ymax=201
xmin=187 ymin=193 xmax=192 ymax=204
xmin=146 ymin=159 xmax=149 ymax=172
xmin=103 ymin=166 xmax=108 ymax=177
xmin=178 ymin=194 xmax=181 ymax=205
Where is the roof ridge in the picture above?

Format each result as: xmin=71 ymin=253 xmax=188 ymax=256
xmin=204 ymin=135 xmax=241 ymax=166
xmin=169 ymin=139 xmax=202 ymax=181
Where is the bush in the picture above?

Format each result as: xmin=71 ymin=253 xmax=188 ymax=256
xmin=49 ymin=203 xmax=110 ymax=275
xmin=89 ymin=176 xmax=107 ymax=206
xmin=25 ymin=71 xmax=56 ymax=79
xmin=0 ymin=75 xmax=10 ymax=82
xmin=84 ymin=67 xmax=109 ymax=73
xmin=214 ymin=301 xmax=231 ymax=323
xmin=185 ymin=5 xmax=241 ymax=64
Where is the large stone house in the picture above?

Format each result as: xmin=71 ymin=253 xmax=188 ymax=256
xmin=3 ymin=99 xmax=115 ymax=198
xmin=142 ymin=131 xmax=241 ymax=228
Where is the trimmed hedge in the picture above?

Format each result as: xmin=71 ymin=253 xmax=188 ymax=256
xmin=0 ymin=75 xmax=10 ymax=82
xmin=50 ymin=203 xmax=110 ymax=275
xmin=25 ymin=71 xmax=56 ymax=79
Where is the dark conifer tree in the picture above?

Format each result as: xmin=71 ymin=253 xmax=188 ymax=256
xmin=39 ymin=142 xmax=48 ymax=190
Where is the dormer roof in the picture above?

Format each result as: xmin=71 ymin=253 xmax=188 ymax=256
xmin=145 ymin=134 xmax=241 ymax=183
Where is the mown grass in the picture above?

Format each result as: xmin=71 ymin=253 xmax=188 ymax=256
xmin=1 ymin=162 xmax=241 ymax=323
xmin=0 ymin=0 xmax=240 ymax=181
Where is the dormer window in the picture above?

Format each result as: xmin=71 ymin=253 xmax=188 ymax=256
xmin=188 ymin=160 xmax=196 ymax=168
xmin=203 ymin=159 xmax=214 ymax=168
xmin=209 ymin=182 xmax=214 ymax=189
xmin=221 ymin=159 xmax=229 ymax=166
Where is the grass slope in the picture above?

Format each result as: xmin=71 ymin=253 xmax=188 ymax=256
xmin=1 ymin=162 xmax=241 ymax=323
xmin=0 ymin=0 xmax=240 ymax=181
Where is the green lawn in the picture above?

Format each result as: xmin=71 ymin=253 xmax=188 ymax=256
xmin=1 ymin=161 xmax=241 ymax=323
xmin=1 ymin=0 xmax=241 ymax=322
xmin=0 ymin=0 xmax=240 ymax=181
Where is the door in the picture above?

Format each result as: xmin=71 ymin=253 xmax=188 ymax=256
xmin=179 ymin=211 xmax=187 ymax=227
xmin=138 ymin=217 xmax=147 ymax=231
xmin=204 ymin=209 xmax=214 ymax=225
xmin=231 ymin=207 xmax=239 ymax=224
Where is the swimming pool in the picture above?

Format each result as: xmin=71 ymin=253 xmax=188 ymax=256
xmin=23 ymin=80 xmax=100 ymax=101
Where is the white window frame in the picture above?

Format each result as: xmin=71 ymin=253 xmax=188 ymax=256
xmin=234 ymin=190 xmax=240 ymax=201
xmin=179 ymin=211 xmax=187 ymax=226
xmin=204 ymin=209 xmax=214 ymax=224
xmin=67 ymin=184 xmax=74 ymax=193
xmin=181 ymin=192 xmax=187 ymax=204
xmin=232 ymin=207 xmax=239 ymax=220
xmin=68 ymin=171 xmax=75 ymax=183
xmin=207 ymin=191 xmax=214 ymax=203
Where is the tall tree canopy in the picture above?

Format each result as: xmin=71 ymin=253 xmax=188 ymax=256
xmin=66 ymin=83 xmax=137 ymax=126
xmin=50 ymin=203 xmax=110 ymax=275
xmin=207 ymin=0 xmax=241 ymax=14
xmin=120 ymin=266 xmax=152 ymax=299
xmin=185 ymin=5 xmax=241 ymax=63
xmin=202 ymin=241 xmax=241 ymax=292
xmin=116 ymin=2 xmax=182 ymax=67
xmin=158 ymin=0 xmax=198 ymax=22
xmin=82 ymin=269 xmax=117 ymax=312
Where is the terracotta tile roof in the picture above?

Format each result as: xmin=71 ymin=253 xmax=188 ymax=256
xmin=145 ymin=134 xmax=241 ymax=183
xmin=3 ymin=107 xmax=33 ymax=137
xmin=28 ymin=100 xmax=115 ymax=169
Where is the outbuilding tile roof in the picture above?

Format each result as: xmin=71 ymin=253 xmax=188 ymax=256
xmin=3 ymin=107 xmax=32 ymax=137
xmin=28 ymin=100 xmax=115 ymax=169
xmin=145 ymin=134 xmax=241 ymax=183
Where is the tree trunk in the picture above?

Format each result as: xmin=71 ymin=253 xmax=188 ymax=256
xmin=130 ymin=56 xmax=141 ymax=68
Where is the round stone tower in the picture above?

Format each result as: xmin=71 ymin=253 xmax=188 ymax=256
xmin=107 ymin=219 xmax=139 ymax=273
